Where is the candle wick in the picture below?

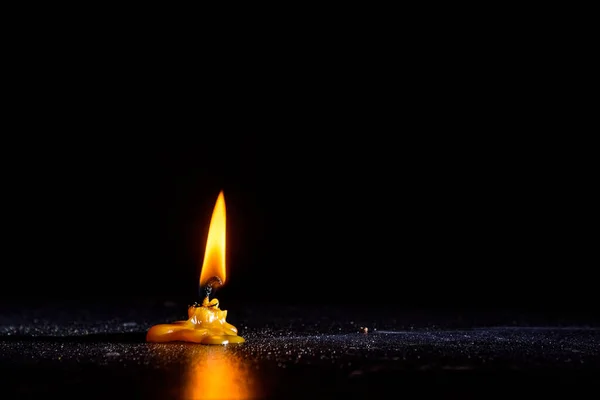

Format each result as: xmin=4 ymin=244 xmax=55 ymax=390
xmin=199 ymin=276 xmax=223 ymax=303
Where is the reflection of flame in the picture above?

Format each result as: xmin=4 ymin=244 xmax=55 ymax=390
xmin=148 ymin=344 xmax=257 ymax=399
xmin=200 ymin=191 xmax=227 ymax=287
xmin=184 ymin=347 xmax=255 ymax=400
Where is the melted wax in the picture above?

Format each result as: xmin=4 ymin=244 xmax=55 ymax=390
xmin=146 ymin=298 xmax=245 ymax=345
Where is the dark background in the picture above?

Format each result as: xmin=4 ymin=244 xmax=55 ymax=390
xmin=0 ymin=21 xmax=595 ymax=319
xmin=1 ymin=133 xmax=595 ymax=318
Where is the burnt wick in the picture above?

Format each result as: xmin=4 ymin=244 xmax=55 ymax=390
xmin=197 ymin=276 xmax=223 ymax=306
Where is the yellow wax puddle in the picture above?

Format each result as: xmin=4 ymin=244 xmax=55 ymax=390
xmin=147 ymin=297 xmax=245 ymax=345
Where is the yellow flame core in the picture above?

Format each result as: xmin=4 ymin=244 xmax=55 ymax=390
xmin=200 ymin=191 xmax=226 ymax=287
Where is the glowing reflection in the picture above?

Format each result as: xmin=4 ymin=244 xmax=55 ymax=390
xmin=148 ymin=344 xmax=258 ymax=400
xmin=184 ymin=346 xmax=256 ymax=400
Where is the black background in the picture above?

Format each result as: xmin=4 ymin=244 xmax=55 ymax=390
xmin=0 ymin=26 xmax=595 ymax=319
xmin=1 ymin=133 xmax=595 ymax=317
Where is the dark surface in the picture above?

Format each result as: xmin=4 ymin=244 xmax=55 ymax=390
xmin=1 ymin=300 xmax=599 ymax=399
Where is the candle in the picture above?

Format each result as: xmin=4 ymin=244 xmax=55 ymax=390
xmin=147 ymin=191 xmax=245 ymax=345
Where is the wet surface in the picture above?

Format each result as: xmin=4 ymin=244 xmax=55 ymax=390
xmin=1 ymin=300 xmax=599 ymax=398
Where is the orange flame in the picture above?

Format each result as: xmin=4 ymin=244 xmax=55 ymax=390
xmin=199 ymin=191 xmax=227 ymax=287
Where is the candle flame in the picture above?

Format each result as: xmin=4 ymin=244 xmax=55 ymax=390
xmin=200 ymin=191 xmax=227 ymax=287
